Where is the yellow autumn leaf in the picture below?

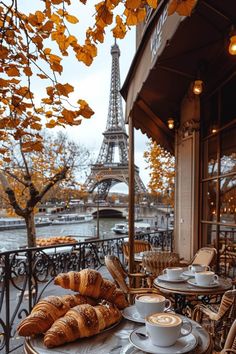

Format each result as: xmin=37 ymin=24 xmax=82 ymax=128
xmin=77 ymin=99 xmax=94 ymax=118
xmin=126 ymin=0 xmax=141 ymax=10
xmin=112 ymin=15 xmax=127 ymax=39
xmin=5 ymin=67 xmax=20 ymax=77
xmin=146 ymin=0 xmax=158 ymax=9
xmin=61 ymin=108 xmax=76 ymax=123
xmin=65 ymin=14 xmax=79 ymax=24
xmin=124 ymin=9 xmax=138 ymax=25
xmin=175 ymin=0 xmax=197 ymax=16
xmin=31 ymin=122 xmax=42 ymax=130
xmin=23 ymin=66 xmax=33 ymax=76
xmin=37 ymin=73 xmax=48 ymax=79
xmin=55 ymin=83 xmax=74 ymax=97
xmin=35 ymin=10 xmax=45 ymax=24
xmin=137 ymin=7 xmax=146 ymax=22
xmin=168 ymin=0 xmax=178 ymax=15
xmin=44 ymin=48 xmax=51 ymax=55
xmin=46 ymin=119 xmax=57 ymax=128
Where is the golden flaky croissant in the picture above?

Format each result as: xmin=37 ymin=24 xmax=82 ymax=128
xmin=54 ymin=269 xmax=128 ymax=309
xmin=17 ymin=293 xmax=96 ymax=336
xmin=44 ymin=302 xmax=122 ymax=348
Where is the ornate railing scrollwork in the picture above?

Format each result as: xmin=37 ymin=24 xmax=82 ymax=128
xmin=0 ymin=230 xmax=172 ymax=353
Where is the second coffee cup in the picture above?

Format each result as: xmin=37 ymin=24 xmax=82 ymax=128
xmin=135 ymin=293 xmax=171 ymax=318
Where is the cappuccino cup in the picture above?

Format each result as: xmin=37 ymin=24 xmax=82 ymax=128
xmin=188 ymin=264 xmax=210 ymax=273
xmin=163 ymin=267 xmax=183 ymax=280
xmin=135 ymin=293 xmax=171 ymax=318
xmin=195 ymin=271 xmax=219 ymax=286
xmin=146 ymin=312 xmax=192 ymax=347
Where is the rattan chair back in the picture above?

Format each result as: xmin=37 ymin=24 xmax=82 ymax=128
xmin=221 ymin=319 xmax=236 ymax=353
xmin=104 ymin=255 xmax=128 ymax=293
xmin=122 ymin=240 xmax=151 ymax=263
xmin=142 ymin=251 xmax=180 ymax=276
xmin=192 ymin=247 xmax=217 ymax=267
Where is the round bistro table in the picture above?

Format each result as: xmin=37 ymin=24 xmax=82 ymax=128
xmin=24 ymin=317 xmax=213 ymax=354
xmin=153 ymin=276 xmax=232 ymax=314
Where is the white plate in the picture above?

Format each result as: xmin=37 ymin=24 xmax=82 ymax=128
xmin=157 ymin=274 xmax=189 ymax=283
xmin=182 ymin=270 xmax=196 ymax=277
xmin=187 ymin=279 xmax=220 ymax=288
xmin=129 ymin=327 xmax=198 ymax=354
xmin=122 ymin=305 xmax=145 ymax=323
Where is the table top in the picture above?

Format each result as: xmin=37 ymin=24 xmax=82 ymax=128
xmin=153 ymin=276 xmax=232 ymax=296
xmin=24 ymin=317 xmax=212 ymax=354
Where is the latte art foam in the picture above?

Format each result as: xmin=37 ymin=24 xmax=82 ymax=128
xmin=137 ymin=294 xmax=164 ymax=303
xmin=147 ymin=313 xmax=182 ymax=327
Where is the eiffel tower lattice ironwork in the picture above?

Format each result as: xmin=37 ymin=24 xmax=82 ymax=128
xmin=85 ymin=42 xmax=146 ymax=200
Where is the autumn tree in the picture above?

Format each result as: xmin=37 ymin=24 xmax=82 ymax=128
xmin=0 ymin=132 xmax=90 ymax=247
xmin=144 ymin=141 xmax=175 ymax=207
xmin=0 ymin=0 xmax=197 ymax=161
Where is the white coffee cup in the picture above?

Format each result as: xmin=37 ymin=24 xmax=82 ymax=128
xmin=146 ymin=312 xmax=192 ymax=347
xmin=195 ymin=271 xmax=219 ymax=286
xmin=135 ymin=293 xmax=171 ymax=318
xmin=163 ymin=267 xmax=183 ymax=280
xmin=188 ymin=264 xmax=210 ymax=273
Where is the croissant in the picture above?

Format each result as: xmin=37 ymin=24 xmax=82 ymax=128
xmin=17 ymin=293 xmax=96 ymax=336
xmin=54 ymin=269 xmax=128 ymax=309
xmin=44 ymin=302 xmax=122 ymax=348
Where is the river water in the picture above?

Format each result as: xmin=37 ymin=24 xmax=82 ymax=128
xmin=0 ymin=217 xmax=126 ymax=252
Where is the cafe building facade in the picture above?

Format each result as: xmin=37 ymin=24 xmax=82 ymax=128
xmin=121 ymin=0 xmax=236 ymax=266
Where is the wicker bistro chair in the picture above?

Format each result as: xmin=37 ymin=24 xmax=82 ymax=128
xmin=220 ymin=319 xmax=236 ymax=353
xmin=181 ymin=247 xmax=217 ymax=269
xmin=104 ymin=255 xmax=161 ymax=304
xmin=192 ymin=289 xmax=236 ymax=351
xmin=142 ymin=251 xmax=180 ymax=286
xmin=122 ymin=240 xmax=152 ymax=268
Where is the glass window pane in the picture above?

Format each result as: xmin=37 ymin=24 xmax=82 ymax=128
xmin=220 ymin=176 xmax=236 ymax=225
xmin=221 ymin=75 xmax=236 ymax=126
xmin=202 ymin=92 xmax=218 ymax=137
xmin=220 ymin=125 xmax=236 ymax=175
xmin=202 ymin=180 xmax=217 ymax=222
xmin=201 ymin=223 xmax=217 ymax=247
xmin=202 ymin=135 xmax=218 ymax=178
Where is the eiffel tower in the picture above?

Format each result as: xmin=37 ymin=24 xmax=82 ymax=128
xmin=85 ymin=42 xmax=146 ymax=200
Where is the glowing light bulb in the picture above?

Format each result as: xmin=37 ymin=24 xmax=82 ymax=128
xmin=193 ymin=80 xmax=203 ymax=95
xmin=229 ymin=35 xmax=236 ymax=55
xmin=167 ymin=119 xmax=174 ymax=130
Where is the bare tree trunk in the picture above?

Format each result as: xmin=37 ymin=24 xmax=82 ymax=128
xmin=25 ymin=212 xmax=36 ymax=247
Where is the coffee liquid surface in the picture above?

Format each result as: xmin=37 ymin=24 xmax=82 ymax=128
xmin=148 ymin=313 xmax=181 ymax=327
xmin=138 ymin=294 xmax=164 ymax=303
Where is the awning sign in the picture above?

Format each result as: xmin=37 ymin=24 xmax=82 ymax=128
xmin=150 ymin=3 xmax=184 ymax=62
xmin=151 ymin=4 xmax=168 ymax=61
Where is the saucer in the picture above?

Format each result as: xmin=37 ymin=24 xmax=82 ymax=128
xmin=187 ymin=279 xmax=220 ymax=288
xmin=182 ymin=270 xmax=196 ymax=277
xmin=157 ymin=274 xmax=189 ymax=283
xmin=129 ymin=326 xmax=197 ymax=354
xmin=122 ymin=305 xmax=145 ymax=323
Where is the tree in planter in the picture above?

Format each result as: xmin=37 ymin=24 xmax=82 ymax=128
xmin=0 ymin=132 xmax=90 ymax=247
xmin=144 ymin=141 xmax=175 ymax=207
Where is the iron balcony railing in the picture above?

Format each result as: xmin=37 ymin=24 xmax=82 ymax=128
xmin=0 ymin=230 xmax=172 ymax=354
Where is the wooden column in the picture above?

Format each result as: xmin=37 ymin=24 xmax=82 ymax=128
xmin=128 ymin=115 xmax=135 ymax=275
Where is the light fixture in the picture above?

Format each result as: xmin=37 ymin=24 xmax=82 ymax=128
xmin=229 ymin=35 xmax=236 ymax=55
xmin=193 ymin=79 xmax=203 ymax=95
xmin=211 ymin=123 xmax=218 ymax=134
xmin=167 ymin=118 xmax=174 ymax=129
xmin=228 ymin=25 xmax=236 ymax=55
